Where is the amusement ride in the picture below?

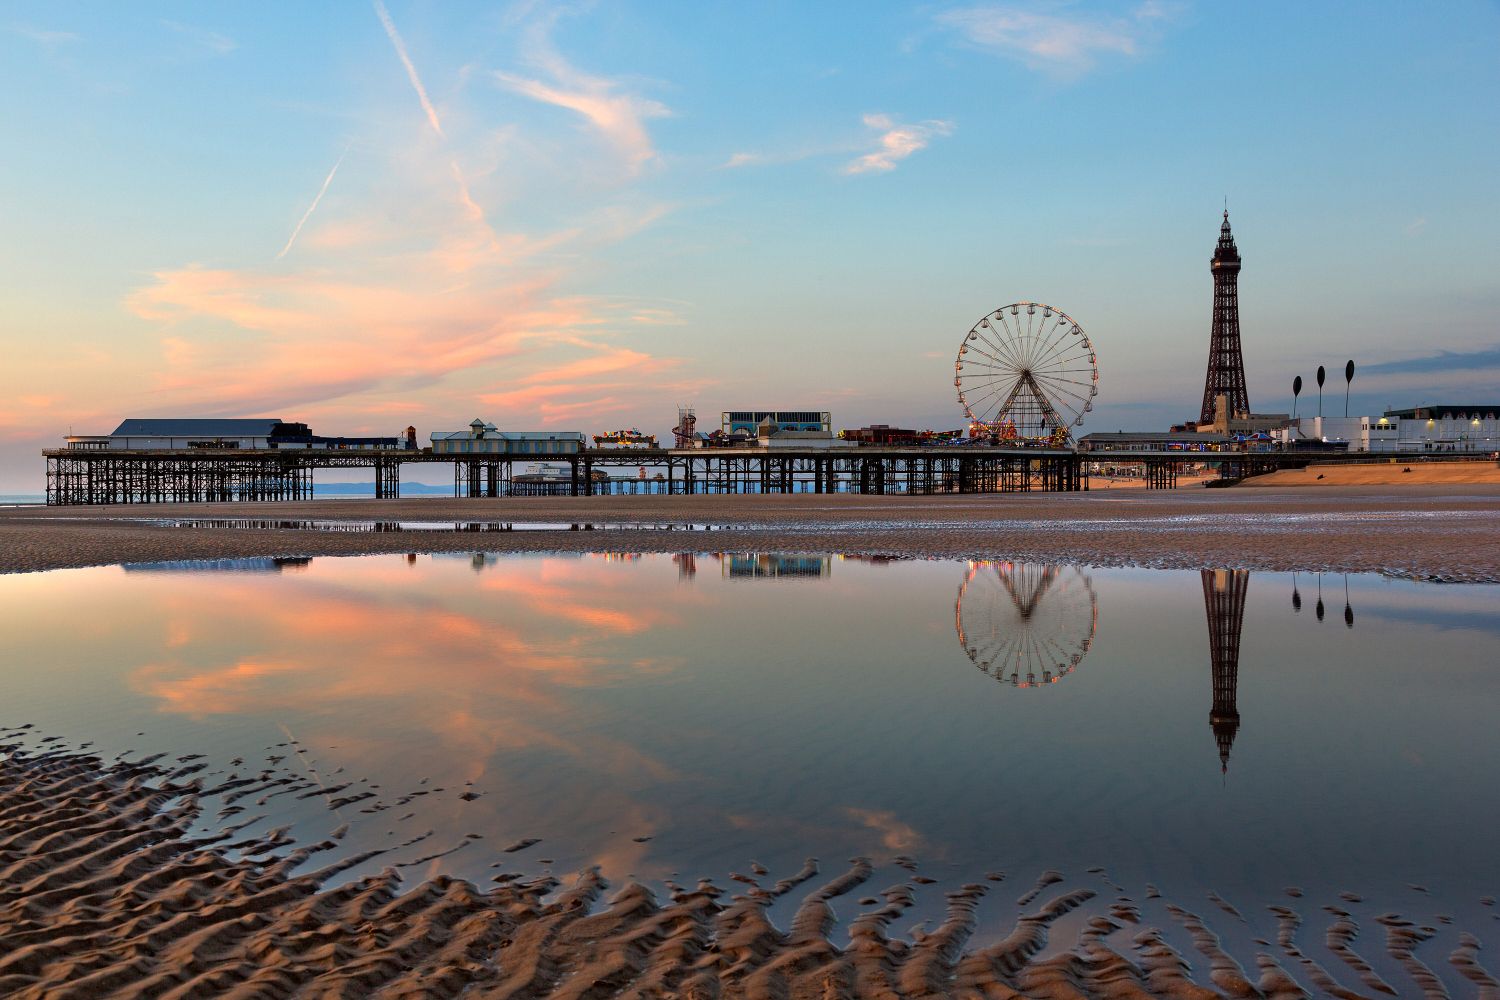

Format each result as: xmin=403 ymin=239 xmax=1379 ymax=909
xmin=954 ymin=302 xmax=1098 ymax=445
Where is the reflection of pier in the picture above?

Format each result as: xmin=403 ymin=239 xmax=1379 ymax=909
xmin=122 ymin=556 xmax=312 ymax=573
xmin=721 ymin=554 xmax=831 ymax=579
xmin=955 ymin=562 xmax=1098 ymax=687
xmin=1202 ymin=569 xmax=1249 ymax=773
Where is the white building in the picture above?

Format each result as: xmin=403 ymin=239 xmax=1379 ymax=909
xmin=1275 ymin=406 xmax=1500 ymax=453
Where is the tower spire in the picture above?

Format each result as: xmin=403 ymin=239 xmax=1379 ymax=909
xmin=1200 ymin=209 xmax=1249 ymax=424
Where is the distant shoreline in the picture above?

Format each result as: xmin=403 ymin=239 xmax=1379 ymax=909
xmin=3 ymin=485 xmax=1498 ymax=581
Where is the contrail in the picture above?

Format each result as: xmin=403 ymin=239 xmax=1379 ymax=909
xmin=374 ymin=0 xmax=444 ymax=138
xmin=276 ymin=144 xmax=350 ymax=260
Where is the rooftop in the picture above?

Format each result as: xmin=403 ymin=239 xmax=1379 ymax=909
xmin=109 ymin=418 xmax=286 ymax=437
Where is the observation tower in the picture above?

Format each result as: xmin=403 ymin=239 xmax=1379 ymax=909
xmin=1199 ymin=211 xmax=1250 ymax=425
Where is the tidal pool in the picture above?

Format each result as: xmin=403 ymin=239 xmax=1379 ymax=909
xmin=2 ymin=552 xmax=1496 ymax=985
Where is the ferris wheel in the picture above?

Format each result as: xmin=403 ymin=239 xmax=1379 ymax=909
xmin=955 ymin=302 xmax=1098 ymax=444
xmin=954 ymin=562 xmax=1098 ymax=688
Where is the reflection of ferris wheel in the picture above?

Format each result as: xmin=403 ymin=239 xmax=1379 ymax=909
xmin=955 ymin=302 xmax=1098 ymax=443
xmin=955 ymin=562 xmax=1099 ymax=688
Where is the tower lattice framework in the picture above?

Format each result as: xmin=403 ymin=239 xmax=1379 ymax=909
xmin=1199 ymin=211 xmax=1250 ymax=424
xmin=1202 ymin=568 xmax=1249 ymax=773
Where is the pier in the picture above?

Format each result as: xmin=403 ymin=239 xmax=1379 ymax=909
xmin=44 ymin=446 xmax=1090 ymax=505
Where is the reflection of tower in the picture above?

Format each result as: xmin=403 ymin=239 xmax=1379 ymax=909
xmin=1202 ymin=569 xmax=1249 ymax=773
xmin=1199 ymin=211 xmax=1250 ymax=424
xmin=673 ymin=552 xmax=697 ymax=580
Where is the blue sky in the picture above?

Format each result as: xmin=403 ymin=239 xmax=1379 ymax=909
xmin=2 ymin=1 xmax=1498 ymax=487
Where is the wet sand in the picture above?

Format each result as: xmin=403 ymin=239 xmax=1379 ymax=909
xmin=5 ymin=728 xmax=1494 ymax=999
xmin=4 ymin=484 xmax=1500 ymax=581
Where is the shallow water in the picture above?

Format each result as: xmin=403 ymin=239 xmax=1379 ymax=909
xmin=2 ymin=552 xmax=1497 ymax=984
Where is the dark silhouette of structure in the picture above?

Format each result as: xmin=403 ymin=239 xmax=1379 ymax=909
xmin=1202 ymin=568 xmax=1249 ymax=773
xmin=1200 ymin=211 xmax=1250 ymax=424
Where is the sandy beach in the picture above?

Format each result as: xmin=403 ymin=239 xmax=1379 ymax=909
xmin=5 ymin=726 xmax=1493 ymax=999
xmin=4 ymin=481 xmax=1500 ymax=581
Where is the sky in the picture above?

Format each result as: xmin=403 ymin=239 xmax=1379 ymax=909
xmin=2 ymin=1 xmax=1498 ymax=489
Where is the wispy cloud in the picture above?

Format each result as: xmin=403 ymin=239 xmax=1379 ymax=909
xmin=720 ymin=152 xmax=762 ymax=169
xmin=1362 ymin=346 xmax=1500 ymax=376
xmin=844 ymin=114 xmax=954 ymax=175
xmin=937 ymin=1 xmax=1178 ymax=76
xmin=10 ymin=24 xmax=79 ymax=48
xmin=374 ymin=0 xmax=445 ymax=138
xmin=277 ymin=144 xmax=351 ymax=260
xmin=161 ymin=19 xmax=236 ymax=56
xmin=494 ymin=17 xmax=669 ymax=175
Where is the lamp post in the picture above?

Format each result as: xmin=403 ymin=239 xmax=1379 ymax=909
xmin=1291 ymin=376 xmax=1302 ymax=442
xmin=1316 ymin=365 xmax=1326 ymax=419
xmin=1344 ymin=359 xmax=1355 ymax=418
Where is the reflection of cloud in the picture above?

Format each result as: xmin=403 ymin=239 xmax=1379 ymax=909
xmin=844 ymin=806 xmax=924 ymax=853
xmin=121 ymin=556 xmax=705 ymax=883
xmin=128 ymin=560 xmax=685 ymax=790
xmin=138 ymin=657 xmax=302 ymax=715
xmin=844 ymin=114 xmax=954 ymax=175
xmin=937 ymin=1 xmax=1177 ymax=76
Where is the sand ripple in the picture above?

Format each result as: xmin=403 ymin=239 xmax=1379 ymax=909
xmin=1 ymin=734 xmax=1490 ymax=999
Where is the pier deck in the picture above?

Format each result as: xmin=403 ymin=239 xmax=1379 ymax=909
xmin=41 ymin=444 xmax=1448 ymax=505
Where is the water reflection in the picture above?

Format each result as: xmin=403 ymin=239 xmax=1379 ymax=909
xmin=123 ymin=556 xmax=314 ymax=573
xmin=1292 ymin=571 xmax=1356 ymax=629
xmin=954 ymin=562 xmax=1098 ymax=687
xmin=2 ymin=549 xmax=1496 ymax=954
xmin=721 ymin=554 xmax=832 ymax=579
xmin=1202 ymin=569 xmax=1248 ymax=774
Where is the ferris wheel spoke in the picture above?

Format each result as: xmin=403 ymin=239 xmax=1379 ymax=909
xmin=1032 ymin=347 xmax=1094 ymax=370
xmin=982 ymin=317 xmax=1029 ymax=371
xmin=960 ymin=373 xmax=1020 ymax=397
xmin=1030 ymin=319 xmax=1075 ymax=369
xmin=1036 ymin=389 xmax=1089 ymax=420
xmin=968 ymin=334 xmax=1027 ymax=375
xmin=1031 ymin=314 xmax=1065 ymax=369
xmin=1032 ymin=366 xmax=1097 ymax=381
xmin=965 ymin=382 xmax=1020 ymax=419
xmin=994 ymin=311 xmax=1027 ymax=367
xmin=1035 ymin=376 xmax=1097 ymax=397
xmin=959 ymin=355 xmax=1022 ymax=377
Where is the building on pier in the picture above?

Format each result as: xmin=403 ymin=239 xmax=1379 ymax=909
xmin=430 ymin=419 xmax=585 ymax=456
xmin=722 ymin=410 xmax=831 ymax=436
xmin=64 ymin=418 xmax=405 ymax=451
xmin=1077 ymin=431 xmax=1234 ymax=453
